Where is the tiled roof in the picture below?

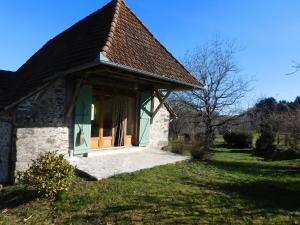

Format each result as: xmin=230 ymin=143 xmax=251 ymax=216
xmin=12 ymin=0 xmax=117 ymax=109
xmin=3 ymin=0 xmax=201 ymax=110
xmin=102 ymin=0 xmax=199 ymax=86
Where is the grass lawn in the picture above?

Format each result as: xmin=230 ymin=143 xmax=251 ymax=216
xmin=1 ymin=145 xmax=300 ymax=224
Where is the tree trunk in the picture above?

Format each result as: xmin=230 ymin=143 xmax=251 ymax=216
xmin=204 ymin=124 xmax=214 ymax=151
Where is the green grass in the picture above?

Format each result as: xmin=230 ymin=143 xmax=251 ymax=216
xmin=1 ymin=145 xmax=300 ymax=224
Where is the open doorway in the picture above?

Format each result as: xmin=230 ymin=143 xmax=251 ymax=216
xmin=91 ymin=91 xmax=136 ymax=149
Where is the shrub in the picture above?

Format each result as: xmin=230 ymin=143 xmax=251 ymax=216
xmin=194 ymin=133 xmax=203 ymax=142
xmin=18 ymin=151 xmax=75 ymax=199
xmin=272 ymin=149 xmax=300 ymax=160
xmin=161 ymin=145 xmax=171 ymax=151
xmin=189 ymin=133 xmax=210 ymax=160
xmin=191 ymin=146 xmax=208 ymax=160
xmin=172 ymin=140 xmax=185 ymax=154
xmin=223 ymin=132 xmax=253 ymax=148
xmin=183 ymin=133 xmax=191 ymax=143
xmin=191 ymin=138 xmax=209 ymax=160
xmin=290 ymin=126 xmax=300 ymax=151
xmin=255 ymin=124 xmax=276 ymax=157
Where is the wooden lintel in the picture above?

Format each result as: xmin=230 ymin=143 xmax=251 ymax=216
xmin=103 ymin=69 xmax=178 ymax=89
xmin=152 ymin=90 xmax=172 ymax=119
xmin=87 ymin=77 xmax=138 ymax=90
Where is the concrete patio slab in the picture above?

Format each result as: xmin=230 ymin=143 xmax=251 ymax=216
xmin=67 ymin=148 xmax=190 ymax=180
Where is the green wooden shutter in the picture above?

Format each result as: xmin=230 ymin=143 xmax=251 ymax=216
xmin=139 ymin=92 xmax=152 ymax=146
xmin=74 ymin=85 xmax=92 ymax=155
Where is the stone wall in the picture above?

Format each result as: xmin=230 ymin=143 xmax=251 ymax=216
xmin=15 ymin=127 xmax=69 ymax=172
xmin=0 ymin=113 xmax=13 ymax=184
xmin=149 ymin=97 xmax=170 ymax=148
xmin=15 ymin=78 xmax=70 ymax=172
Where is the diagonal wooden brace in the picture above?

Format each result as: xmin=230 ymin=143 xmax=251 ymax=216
xmin=65 ymin=77 xmax=85 ymax=121
xmin=151 ymin=89 xmax=172 ymax=120
xmin=155 ymin=91 xmax=177 ymax=118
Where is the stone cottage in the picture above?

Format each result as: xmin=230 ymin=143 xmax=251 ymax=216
xmin=0 ymin=0 xmax=202 ymax=184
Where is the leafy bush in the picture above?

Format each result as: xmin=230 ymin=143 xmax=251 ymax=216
xmin=172 ymin=140 xmax=185 ymax=154
xmin=223 ymin=132 xmax=253 ymax=148
xmin=18 ymin=151 xmax=75 ymax=199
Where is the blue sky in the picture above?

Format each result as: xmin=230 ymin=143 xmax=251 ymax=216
xmin=0 ymin=0 xmax=299 ymax=106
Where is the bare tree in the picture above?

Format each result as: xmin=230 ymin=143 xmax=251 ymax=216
xmin=169 ymin=98 xmax=193 ymax=140
xmin=177 ymin=39 xmax=251 ymax=150
xmin=169 ymin=97 xmax=204 ymax=140
xmin=294 ymin=62 xmax=300 ymax=73
xmin=287 ymin=61 xmax=300 ymax=75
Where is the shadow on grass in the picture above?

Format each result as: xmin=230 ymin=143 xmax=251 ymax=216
xmin=213 ymin=143 xmax=253 ymax=149
xmin=213 ymin=145 xmax=254 ymax=153
xmin=61 ymin=184 xmax=299 ymax=225
xmin=61 ymin=193 xmax=237 ymax=225
xmin=181 ymin=175 xmax=300 ymax=211
xmin=206 ymin=159 xmax=300 ymax=177
xmin=61 ymin=164 xmax=300 ymax=224
xmin=186 ymin=157 xmax=300 ymax=211
xmin=0 ymin=187 xmax=38 ymax=210
xmin=217 ymin=149 xmax=254 ymax=154
xmin=228 ymin=148 xmax=254 ymax=154
xmin=219 ymin=181 xmax=300 ymax=211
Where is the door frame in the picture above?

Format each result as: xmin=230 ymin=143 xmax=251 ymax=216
xmin=91 ymin=89 xmax=137 ymax=149
xmin=100 ymin=95 xmax=115 ymax=147
xmin=123 ymin=96 xmax=137 ymax=146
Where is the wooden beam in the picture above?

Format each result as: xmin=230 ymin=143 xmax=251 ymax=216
xmin=74 ymin=67 xmax=191 ymax=91
xmin=4 ymin=82 xmax=51 ymax=111
xmin=65 ymin=78 xmax=84 ymax=121
xmin=155 ymin=90 xmax=177 ymax=118
xmin=87 ymin=77 xmax=138 ymax=91
xmin=87 ymin=67 xmax=180 ymax=90
xmin=151 ymin=90 xmax=172 ymax=119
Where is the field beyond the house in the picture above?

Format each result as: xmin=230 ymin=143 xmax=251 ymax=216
xmin=1 ymin=144 xmax=300 ymax=224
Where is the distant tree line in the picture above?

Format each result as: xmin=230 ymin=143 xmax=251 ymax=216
xmin=170 ymin=95 xmax=300 ymax=159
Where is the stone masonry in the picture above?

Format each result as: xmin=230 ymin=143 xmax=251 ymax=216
xmin=0 ymin=114 xmax=12 ymax=184
xmin=15 ymin=78 xmax=70 ymax=173
xmin=149 ymin=97 xmax=170 ymax=148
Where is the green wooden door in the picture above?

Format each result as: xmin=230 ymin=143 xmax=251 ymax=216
xmin=74 ymin=85 xmax=92 ymax=155
xmin=139 ymin=92 xmax=152 ymax=146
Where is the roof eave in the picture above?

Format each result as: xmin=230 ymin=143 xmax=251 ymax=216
xmin=66 ymin=56 xmax=203 ymax=90
xmin=1 ymin=57 xmax=203 ymax=112
xmin=97 ymin=55 xmax=203 ymax=90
